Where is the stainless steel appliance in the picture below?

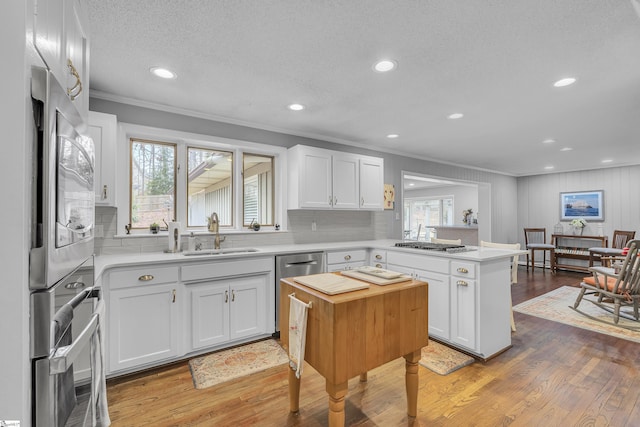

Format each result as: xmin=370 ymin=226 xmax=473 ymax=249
xmin=30 ymin=66 xmax=106 ymax=426
xmin=394 ymin=241 xmax=474 ymax=253
xmin=275 ymin=252 xmax=324 ymax=332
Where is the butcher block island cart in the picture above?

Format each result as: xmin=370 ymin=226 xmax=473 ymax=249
xmin=280 ymin=273 xmax=429 ymax=427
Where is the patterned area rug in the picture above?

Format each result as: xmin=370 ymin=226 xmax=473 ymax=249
xmin=189 ymin=339 xmax=289 ymax=389
xmin=513 ymin=286 xmax=640 ymax=343
xmin=419 ymin=340 xmax=475 ymax=375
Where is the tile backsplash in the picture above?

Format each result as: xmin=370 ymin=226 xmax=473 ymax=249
xmin=94 ymin=207 xmax=389 ymax=255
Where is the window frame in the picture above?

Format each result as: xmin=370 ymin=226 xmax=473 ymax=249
xmin=242 ymin=152 xmax=275 ymax=227
xmin=116 ymin=123 xmax=287 ymax=236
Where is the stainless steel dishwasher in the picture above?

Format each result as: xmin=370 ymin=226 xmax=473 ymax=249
xmin=275 ymin=252 xmax=324 ymax=333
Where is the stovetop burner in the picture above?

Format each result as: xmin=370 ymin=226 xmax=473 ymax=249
xmin=394 ymin=241 xmax=473 ymax=253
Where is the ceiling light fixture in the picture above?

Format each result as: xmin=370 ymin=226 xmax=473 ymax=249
xmin=150 ymin=67 xmax=177 ymax=79
xmin=386 ymin=134 xmax=399 ymax=139
xmin=601 ymin=159 xmax=613 ymax=163
xmin=542 ymin=138 xmax=555 ymax=144
xmin=544 ymin=165 xmax=555 ymax=170
xmin=553 ymin=77 xmax=576 ymax=87
xmin=560 ymin=147 xmax=573 ymax=151
xmin=448 ymin=113 xmax=464 ymax=119
xmin=288 ymin=103 xmax=305 ymax=111
xmin=373 ymin=60 xmax=397 ymax=72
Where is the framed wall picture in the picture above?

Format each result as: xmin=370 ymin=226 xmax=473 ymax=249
xmin=560 ymin=190 xmax=604 ymax=221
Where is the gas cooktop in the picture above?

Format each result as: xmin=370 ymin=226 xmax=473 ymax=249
xmin=394 ymin=241 xmax=474 ymax=253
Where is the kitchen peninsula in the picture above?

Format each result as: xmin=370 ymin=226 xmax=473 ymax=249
xmin=94 ymin=239 xmax=523 ymax=377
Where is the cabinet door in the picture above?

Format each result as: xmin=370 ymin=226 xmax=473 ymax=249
xmin=89 ymin=111 xmax=117 ymax=206
xmin=415 ymin=268 xmax=450 ymax=341
xmin=34 ymin=0 xmax=65 ymax=82
xmin=108 ymin=284 xmax=179 ymax=372
xmin=190 ymin=282 xmax=230 ymax=350
xmin=332 ymin=154 xmax=359 ymax=209
xmin=64 ymin=0 xmax=89 ymax=121
xmin=359 ymin=157 xmax=384 ymax=210
xmin=451 ymin=278 xmax=476 ymax=349
xmin=229 ymin=275 xmax=267 ymax=340
xmin=298 ymin=148 xmax=333 ymax=208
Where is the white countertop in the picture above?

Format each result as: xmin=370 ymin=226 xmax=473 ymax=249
xmin=94 ymin=239 xmax=526 ymax=277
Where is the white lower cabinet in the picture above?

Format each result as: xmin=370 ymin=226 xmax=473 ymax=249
xmin=326 ymin=249 xmax=368 ymax=271
xmin=188 ymin=274 xmax=267 ymax=351
xmin=108 ymin=283 xmax=180 ymax=373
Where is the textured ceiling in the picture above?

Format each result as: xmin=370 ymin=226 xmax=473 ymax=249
xmin=86 ymin=0 xmax=640 ymax=176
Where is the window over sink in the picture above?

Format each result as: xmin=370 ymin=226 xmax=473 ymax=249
xmin=118 ymin=123 xmax=285 ymax=235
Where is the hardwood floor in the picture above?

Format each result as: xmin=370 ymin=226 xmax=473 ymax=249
xmin=105 ymin=268 xmax=640 ymax=426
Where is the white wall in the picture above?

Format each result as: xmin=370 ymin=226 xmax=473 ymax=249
xmin=517 ymin=165 xmax=640 ymax=247
xmin=1 ymin=0 xmax=32 ymax=423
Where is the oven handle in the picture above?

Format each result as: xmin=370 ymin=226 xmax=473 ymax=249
xmin=49 ymin=313 xmax=98 ymax=375
xmin=49 ymin=287 xmax=101 ymax=375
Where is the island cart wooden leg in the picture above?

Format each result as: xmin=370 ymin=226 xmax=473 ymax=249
xmin=359 ymin=373 xmax=367 ymax=382
xmin=326 ymin=381 xmax=348 ymax=427
xmin=404 ymin=350 xmax=421 ymax=417
xmin=288 ymin=366 xmax=301 ymax=413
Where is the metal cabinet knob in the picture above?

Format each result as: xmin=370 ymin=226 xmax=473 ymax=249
xmin=375 ymin=254 xmax=382 ymax=260
xmin=138 ymin=275 xmax=154 ymax=281
xmin=456 ymin=280 xmax=469 ymax=286
xmin=457 ymin=267 xmax=469 ymax=274
xmin=344 ymin=255 xmax=351 ymax=261
xmin=375 ymin=263 xmax=382 ymax=268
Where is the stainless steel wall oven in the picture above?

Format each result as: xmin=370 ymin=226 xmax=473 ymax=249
xmin=30 ymin=67 xmax=108 ymax=426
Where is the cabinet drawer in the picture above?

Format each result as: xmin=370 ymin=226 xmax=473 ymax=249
xmin=182 ymin=257 xmax=273 ymax=282
xmin=326 ymin=249 xmax=367 ymax=264
xmin=370 ymin=250 xmax=387 ymax=263
xmin=107 ymin=265 xmax=179 ymax=289
xmin=386 ymin=251 xmax=450 ymax=274
xmin=451 ymin=261 xmax=476 ymax=279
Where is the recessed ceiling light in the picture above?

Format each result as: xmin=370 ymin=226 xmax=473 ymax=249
xmin=560 ymin=147 xmax=573 ymax=151
xmin=373 ymin=60 xmax=397 ymax=72
xmin=542 ymin=138 xmax=555 ymax=144
xmin=150 ymin=67 xmax=177 ymax=79
xmin=544 ymin=165 xmax=555 ymax=170
xmin=386 ymin=134 xmax=399 ymax=139
xmin=601 ymin=159 xmax=613 ymax=163
xmin=448 ymin=113 xmax=464 ymax=119
xmin=553 ymin=77 xmax=576 ymax=87
xmin=288 ymin=103 xmax=305 ymax=111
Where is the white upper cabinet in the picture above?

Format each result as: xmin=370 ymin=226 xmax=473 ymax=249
xmin=359 ymin=156 xmax=384 ymax=210
xmin=288 ymin=145 xmax=384 ymax=210
xmin=89 ymin=111 xmax=117 ymax=206
xmin=34 ymin=0 xmax=89 ymax=121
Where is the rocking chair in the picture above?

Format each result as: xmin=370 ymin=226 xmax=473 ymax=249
xmin=572 ymin=239 xmax=640 ymax=328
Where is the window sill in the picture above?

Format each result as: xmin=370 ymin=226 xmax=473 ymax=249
xmin=113 ymin=228 xmax=288 ymax=239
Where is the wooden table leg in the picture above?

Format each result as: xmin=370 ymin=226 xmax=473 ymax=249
xmin=359 ymin=372 xmax=367 ymax=382
xmin=288 ymin=366 xmax=300 ymax=413
xmin=404 ymin=350 xmax=421 ymax=418
xmin=326 ymin=381 xmax=348 ymax=427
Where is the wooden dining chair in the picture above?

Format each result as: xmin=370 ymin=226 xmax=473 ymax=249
xmin=480 ymin=240 xmax=521 ymax=331
xmin=588 ymin=230 xmax=636 ymax=267
xmin=523 ymin=228 xmax=555 ymax=272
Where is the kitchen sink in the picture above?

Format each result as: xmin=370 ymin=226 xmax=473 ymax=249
xmin=183 ymin=248 xmax=259 ymax=256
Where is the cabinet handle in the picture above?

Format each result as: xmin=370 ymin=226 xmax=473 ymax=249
xmin=138 ymin=275 xmax=154 ymax=281
xmin=172 ymin=289 xmax=176 ymax=303
xmin=361 ymin=197 xmax=364 ymax=206
xmin=65 ymin=281 xmax=86 ymax=289
xmin=344 ymin=255 xmax=351 ymax=261
xmin=457 ymin=280 xmax=469 ymax=286
xmin=102 ymin=185 xmax=108 ymax=200
xmin=67 ymin=59 xmax=83 ymax=101
xmin=375 ymin=263 xmax=382 ymax=268
xmin=457 ymin=267 xmax=469 ymax=274
xmin=232 ymin=290 xmax=235 ymax=302
xmin=225 ymin=290 xmax=228 ymax=303
xmin=329 ymin=196 xmax=333 ymax=206
xmin=334 ymin=196 xmax=337 ymax=205
xmin=375 ymin=254 xmax=382 ymax=260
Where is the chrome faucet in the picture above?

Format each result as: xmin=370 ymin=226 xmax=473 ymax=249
xmin=209 ymin=212 xmax=226 ymax=249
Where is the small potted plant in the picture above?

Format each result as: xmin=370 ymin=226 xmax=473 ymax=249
xmin=150 ymin=222 xmax=160 ymax=234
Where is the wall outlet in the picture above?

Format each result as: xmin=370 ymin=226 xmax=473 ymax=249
xmin=311 ymin=220 xmax=317 ymax=231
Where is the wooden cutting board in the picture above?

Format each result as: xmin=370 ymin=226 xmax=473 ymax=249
xmin=340 ymin=270 xmax=413 ymax=285
xmin=293 ymin=273 xmax=370 ymax=295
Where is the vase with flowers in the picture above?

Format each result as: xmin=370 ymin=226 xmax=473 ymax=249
xmin=462 ymin=208 xmax=473 ymax=226
xmin=570 ymin=218 xmax=587 ymax=235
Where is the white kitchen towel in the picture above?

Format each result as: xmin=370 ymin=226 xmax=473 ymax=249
xmin=288 ymin=294 xmax=310 ymax=379
xmin=84 ymin=299 xmax=111 ymax=426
